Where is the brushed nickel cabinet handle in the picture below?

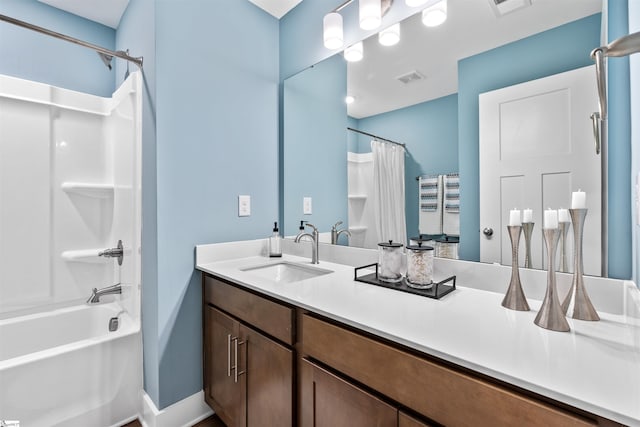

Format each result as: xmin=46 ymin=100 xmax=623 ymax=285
xmin=234 ymin=338 xmax=246 ymax=383
xmin=227 ymin=334 xmax=232 ymax=377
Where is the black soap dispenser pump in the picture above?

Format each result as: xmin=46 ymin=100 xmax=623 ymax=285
xmin=269 ymin=221 xmax=282 ymax=258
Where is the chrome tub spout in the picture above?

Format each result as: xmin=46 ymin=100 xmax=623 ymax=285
xmin=87 ymin=283 xmax=122 ymax=304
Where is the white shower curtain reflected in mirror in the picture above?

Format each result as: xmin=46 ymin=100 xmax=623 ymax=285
xmin=371 ymin=140 xmax=407 ymax=246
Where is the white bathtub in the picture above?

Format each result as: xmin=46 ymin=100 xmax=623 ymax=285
xmin=0 ymin=302 xmax=142 ymax=427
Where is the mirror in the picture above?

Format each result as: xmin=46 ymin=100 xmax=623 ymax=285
xmin=283 ymin=0 xmax=611 ymax=274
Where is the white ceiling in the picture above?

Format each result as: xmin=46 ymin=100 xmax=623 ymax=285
xmin=38 ymin=0 xmax=130 ymax=29
xmin=249 ymin=0 xmax=303 ymax=18
xmin=36 ymin=0 xmax=300 ymax=28
xmin=348 ymin=0 xmax=602 ymax=118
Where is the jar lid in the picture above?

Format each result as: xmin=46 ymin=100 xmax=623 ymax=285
xmin=378 ymin=240 xmax=403 ymax=248
xmin=436 ymin=235 xmax=459 ymax=244
xmin=406 ymin=242 xmax=434 ymax=251
xmin=410 ymin=233 xmax=444 ymax=242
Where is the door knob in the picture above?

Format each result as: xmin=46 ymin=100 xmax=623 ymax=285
xmin=483 ymin=228 xmax=494 ymax=237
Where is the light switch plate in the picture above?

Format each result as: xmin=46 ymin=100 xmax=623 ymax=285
xmin=303 ymin=197 xmax=312 ymax=215
xmin=238 ymin=195 xmax=251 ymax=217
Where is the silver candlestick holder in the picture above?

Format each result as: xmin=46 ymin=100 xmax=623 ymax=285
xmin=559 ymin=221 xmax=570 ymax=273
xmin=522 ymin=222 xmax=534 ymax=268
xmin=561 ymin=208 xmax=599 ymax=321
xmin=534 ymin=228 xmax=570 ymax=332
xmin=502 ymin=225 xmax=530 ymax=311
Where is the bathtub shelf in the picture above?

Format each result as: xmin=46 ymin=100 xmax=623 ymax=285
xmin=61 ymin=249 xmax=110 ymax=263
xmin=61 ymin=182 xmax=114 ymax=198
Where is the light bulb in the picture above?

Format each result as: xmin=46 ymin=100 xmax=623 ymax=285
xmin=323 ymin=12 xmax=344 ymax=49
xmin=379 ymin=23 xmax=400 ymax=46
xmin=344 ymin=42 xmax=364 ymax=62
xmin=345 ymin=95 xmax=355 ymax=104
xmin=360 ymin=0 xmax=382 ymax=31
xmin=422 ymin=0 xmax=447 ymax=27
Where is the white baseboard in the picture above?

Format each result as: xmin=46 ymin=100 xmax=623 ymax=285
xmin=140 ymin=390 xmax=213 ymax=427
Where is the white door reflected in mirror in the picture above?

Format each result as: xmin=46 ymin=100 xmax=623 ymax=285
xmin=479 ymin=65 xmax=601 ymax=275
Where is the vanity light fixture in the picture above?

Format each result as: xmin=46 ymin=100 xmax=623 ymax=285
xmin=344 ymin=42 xmax=364 ymax=62
xmin=360 ymin=0 xmax=382 ymax=30
xmin=323 ymin=0 xmax=393 ymax=51
xmin=379 ymin=23 xmax=400 ymax=46
xmin=422 ymin=0 xmax=447 ymax=27
xmin=323 ymin=12 xmax=344 ymax=49
xmin=345 ymin=95 xmax=355 ymax=104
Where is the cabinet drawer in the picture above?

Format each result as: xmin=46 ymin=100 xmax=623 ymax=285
xmin=204 ymin=275 xmax=293 ymax=345
xmin=301 ymin=314 xmax=595 ymax=427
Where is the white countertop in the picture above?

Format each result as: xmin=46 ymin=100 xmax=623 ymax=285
xmin=196 ymin=240 xmax=640 ymax=426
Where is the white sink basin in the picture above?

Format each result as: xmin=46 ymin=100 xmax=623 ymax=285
xmin=240 ymin=261 xmax=333 ymax=284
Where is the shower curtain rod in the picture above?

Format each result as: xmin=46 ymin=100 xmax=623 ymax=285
xmin=347 ymin=127 xmax=406 ymax=148
xmin=0 ymin=14 xmax=143 ymax=68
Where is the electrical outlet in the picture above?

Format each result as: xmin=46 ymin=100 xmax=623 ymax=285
xmin=238 ymin=195 xmax=251 ymax=217
xmin=303 ymin=197 xmax=312 ymax=215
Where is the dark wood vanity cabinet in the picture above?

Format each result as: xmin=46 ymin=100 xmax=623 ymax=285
xmin=203 ymin=275 xmax=293 ymax=427
xmin=203 ymin=274 xmax=621 ymax=427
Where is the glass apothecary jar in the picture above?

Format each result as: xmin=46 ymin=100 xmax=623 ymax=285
xmin=377 ymin=240 xmax=404 ymax=283
xmin=435 ymin=235 xmax=459 ymax=259
xmin=406 ymin=243 xmax=434 ymax=289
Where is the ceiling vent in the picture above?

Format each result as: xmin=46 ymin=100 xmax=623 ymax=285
xmin=396 ymin=70 xmax=425 ymax=85
xmin=489 ymin=0 xmax=532 ymax=17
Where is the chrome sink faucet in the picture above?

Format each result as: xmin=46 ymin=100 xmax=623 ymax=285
xmin=331 ymin=221 xmax=351 ymax=245
xmin=87 ymin=283 xmax=122 ymax=304
xmin=295 ymin=221 xmax=320 ymax=264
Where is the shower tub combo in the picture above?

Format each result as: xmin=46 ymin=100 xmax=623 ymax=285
xmin=0 ymin=71 xmax=142 ymax=426
xmin=0 ymin=303 xmax=140 ymax=426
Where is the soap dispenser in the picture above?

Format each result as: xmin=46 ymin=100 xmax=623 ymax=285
xmin=269 ymin=221 xmax=282 ymax=257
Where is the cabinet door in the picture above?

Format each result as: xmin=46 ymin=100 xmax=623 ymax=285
xmin=299 ymin=358 xmax=397 ymax=427
xmin=241 ymin=324 xmax=293 ymax=427
xmin=205 ymin=306 xmax=244 ymax=427
xmin=399 ymin=412 xmax=432 ymax=427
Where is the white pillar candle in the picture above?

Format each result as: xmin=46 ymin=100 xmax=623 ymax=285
xmin=571 ymin=190 xmax=586 ymax=209
xmin=509 ymin=209 xmax=521 ymax=226
xmin=522 ymin=209 xmax=533 ymax=223
xmin=558 ymin=208 xmax=570 ymax=223
xmin=544 ymin=209 xmax=558 ymax=229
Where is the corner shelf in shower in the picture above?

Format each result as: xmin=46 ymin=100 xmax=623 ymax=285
xmin=348 ymin=194 xmax=367 ymax=201
xmin=61 ymin=182 xmax=114 ymax=198
xmin=61 ymin=249 xmax=110 ymax=263
xmin=349 ymin=226 xmax=368 ymax=232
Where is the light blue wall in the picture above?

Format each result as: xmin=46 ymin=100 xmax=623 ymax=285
xmin=355 ymin=94 xmax=458 ymax=239
xmin=457 ymin=14 xmax=603 ymax=264
xmin=283 ymin=55 xmax=347 ymax=237
xmin=115 ymin=0 xmax=159 ymax=406
xmin=631 ymin=1 xmax=640 ymax=286
xmin=607 ymin=1 xmax=632 ymax=279
xmin=0 ymin=0 xmax=115 ymax=97
xmin=347 ymin=116 xmax=360 ymax=153
xmin=153 ymin=0 xmax=279 ymax=409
